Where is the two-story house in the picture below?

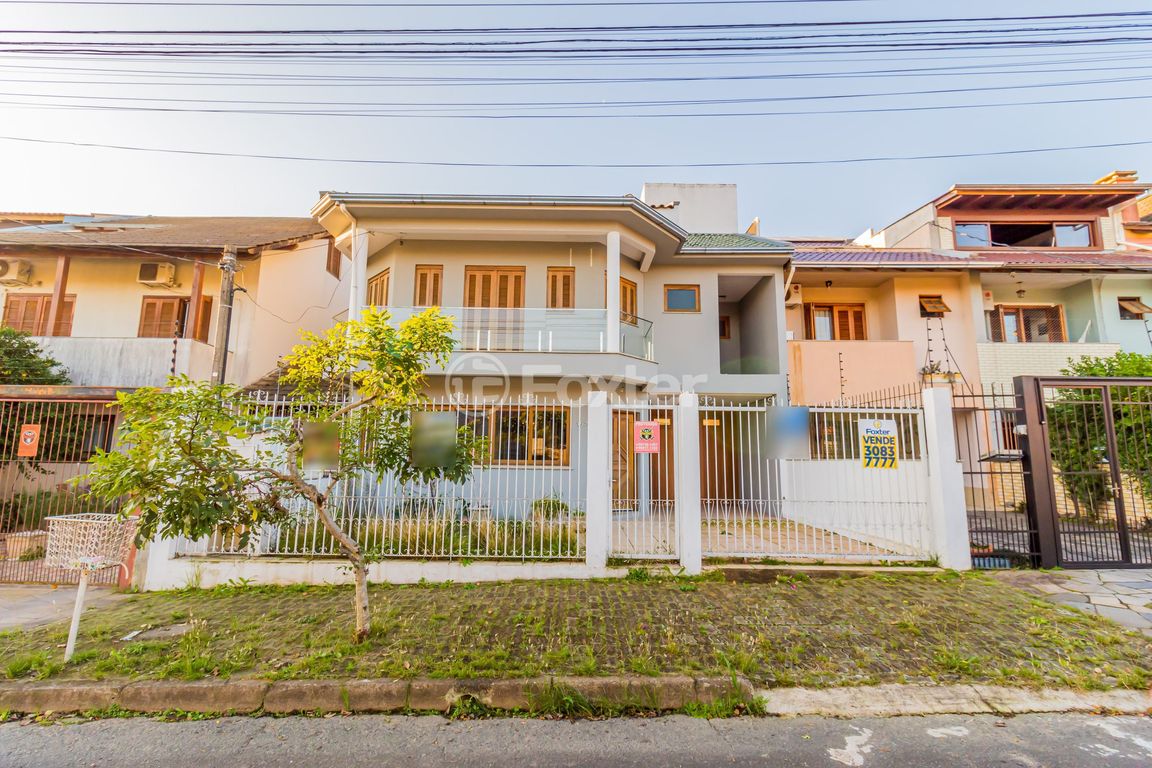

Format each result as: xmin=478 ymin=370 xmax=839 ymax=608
xmin=0 ymin=215 xmax=346 ymax=388
xmin=785 ymin=172 xmax=1152 ymax=403
xmin=310 ymin=186 xmax=792 ymax=401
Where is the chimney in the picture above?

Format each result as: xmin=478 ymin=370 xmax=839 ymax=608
xmin=641 ymin=183 xmax=739 ymax=232
xmin=1095 ymin=170 xmax=1139 ymax=185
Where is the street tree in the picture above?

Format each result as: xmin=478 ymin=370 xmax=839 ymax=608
xmin=85 ymin=307 xmax=486 ymax=641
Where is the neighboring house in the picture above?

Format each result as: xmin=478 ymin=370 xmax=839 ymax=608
xmin=310 ymin=186 xmax=792 ymax=400
xmin=786 ymin=172 xmax=1152 ymax=402
xmin=0 ymin=215 xmax=345 ymax=388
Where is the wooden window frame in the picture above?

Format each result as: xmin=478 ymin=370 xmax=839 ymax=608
xmin=953 ymin=220 xmax=1098 ymax=250
xmin=459 ymin=405 xmax=571 ymax=467
xmin=547 ymin=267 xmax=576 ymax=309
xmin=619 ymin=277 xmax=638 ymax=325
xmin=366 ymin=268 xmax=390 ymax=307
xmin=919 ymin=295 xmax=951 ymax=317
xmin=464 ymin=266 xmax=526 ymax=309
xmin=138 ymin=295 xmax=189 ymax=338
xmin=803 ymin=303 xmax=867 ymax=341
xmin=325 ymin=238 xmax=341 ymax=279
xmin=1 ymin=293 xmax=76 ymax=336
xmin=719 ymin=315 xmax=731 ymax=339
xmin=413 ymin=265 xmax=443 ymax=307
xmin=663 ymin=284 xmax=700 ymax=313
xmin=1118 ymin=296 xmax=1152 ymax=321
xmin=986 ymin=304 xmax=1068 ymax=343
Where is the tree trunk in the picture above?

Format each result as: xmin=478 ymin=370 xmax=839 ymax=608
xmin=352 ymin=559 xmax=370 ymax=643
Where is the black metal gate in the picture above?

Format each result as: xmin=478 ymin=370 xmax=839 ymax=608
xmin=1017 ymin=376 xmax=1152 ymax=568
xmin=954 ymin=385 xmax=1040 ymax=568
xmin=0 ymin=387 xmax=123 ymax=584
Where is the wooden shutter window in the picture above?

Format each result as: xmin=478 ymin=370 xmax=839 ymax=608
xmin=194 ymin=296 xmax=213 ymax=343
xmin=325 ymin=238 xmax=341 ymax=279
xmin=620 ymin=278 xmax=638 ymax=324
xmin=547 ymin=267 xmax=575 ymax=309
xmin=138 ymin=297 xmax=187 ymax=338
xmin=804 ymin=303 xmax=866 ymax=340
xmin=413 ymin=265 xmax=443 ymax=307
xmin=3 ymin=294 xmax=76 ymax=336
xmin=464 ymin=267 xmax=526 ymax=308
xmin=366 ymin=269 xmax=390 ymax=307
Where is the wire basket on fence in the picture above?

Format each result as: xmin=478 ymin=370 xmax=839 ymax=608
xmin=44 ymin=513 xmax=135 ymax=572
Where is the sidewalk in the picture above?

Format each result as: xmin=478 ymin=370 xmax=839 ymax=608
xmin=0 ymin=585 xmax=128 ymax=632
xmin=994 ymin=569 xmax=1152 ymax=635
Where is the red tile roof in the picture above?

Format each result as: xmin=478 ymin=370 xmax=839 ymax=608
xmin=964 ymin=250 xmax=1152 ymax=268
xmin=792 ymin=249 xmax=968 ymax=265
xmin=792 ymin=247 xmax=1152 ymax=270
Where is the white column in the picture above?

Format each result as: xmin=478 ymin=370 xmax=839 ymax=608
xmin=921 ymin=386 xmax=973 ymax=570
xmin=606 ymin=231 xmax=621 ymax=354
xmin=676 ymin=391 xmax=703 ymax=575
xmin=348 ymin=223 xmax=369 ymax=322
xmin=584 ymin=391 xmax=611 ymax=570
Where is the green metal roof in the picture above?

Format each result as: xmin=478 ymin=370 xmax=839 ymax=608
xmin=682 ymin=232 xmax=793 ymax=252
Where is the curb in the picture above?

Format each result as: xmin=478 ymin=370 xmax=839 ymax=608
xmin=756 ymin=684 xmax=1152 ymax=718
xmin=0 ymin=678 xmax=1148 ymax=718
xmin=0 ymin=675 xmax=752 ymax=716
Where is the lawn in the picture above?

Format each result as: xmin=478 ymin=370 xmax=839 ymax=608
xmin=1 ymin=571 xmax=1149 ymax=690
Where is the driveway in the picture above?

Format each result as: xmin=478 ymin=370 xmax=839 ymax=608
xmin=994 ymin=569 xmax=1152 ymax=634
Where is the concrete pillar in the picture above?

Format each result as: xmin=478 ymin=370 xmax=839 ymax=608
xmin=584 ymin=391 xmax=611 ymax=570
xmin=348 ymin=224 xmax=369 ymax=322
xmin=606 ymin=231 xmax=621 ymax=353
xmin=676 ymin=391 xmax=703 ymax=575
xmin=921 ymin=386 xmax=973 ymax=570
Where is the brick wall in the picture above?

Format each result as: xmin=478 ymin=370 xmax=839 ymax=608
xmin=976 ymin=342 xmax=1121 ymax=388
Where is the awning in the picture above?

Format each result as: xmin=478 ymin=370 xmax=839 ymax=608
xmin=919 ymin=296 xmax=952 ymax=314
xmin=1119 ymin=298 xmax=1152 ymax=315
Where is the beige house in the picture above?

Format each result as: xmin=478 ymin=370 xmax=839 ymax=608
xmin=0 ymin=216 xmax=346 ymax=388
xmin=310 ymin=187 xmax=792 ymax=400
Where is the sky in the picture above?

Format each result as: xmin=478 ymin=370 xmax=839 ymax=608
xmin=2 ymin=0 xmax=1152 ymax=237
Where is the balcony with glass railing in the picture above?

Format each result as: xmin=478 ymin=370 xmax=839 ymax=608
xmin=385 ymin=307 xmax=655 ymax=361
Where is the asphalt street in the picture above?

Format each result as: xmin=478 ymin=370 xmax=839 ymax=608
xmin=2 ymin=713 xmax=1151 ymax=767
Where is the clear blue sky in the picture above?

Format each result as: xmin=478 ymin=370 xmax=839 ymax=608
xmin=3 ymin=0 xmax=1151 ymax=237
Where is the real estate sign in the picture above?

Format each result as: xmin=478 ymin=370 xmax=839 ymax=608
xmin=16 ymin=424 xmax=40 ymax=458
xmin=634 ymin=421 xmax=660 ymax=454
xmin=859 ymin=419 xmax=898 ymax=470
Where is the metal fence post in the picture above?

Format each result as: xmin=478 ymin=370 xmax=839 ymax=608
xmin=676 ymin=392 xmax=703 ymax=575
xmin=920 ymin=387 xmax=973 ymax=570
xmin=1015 ymin=376 xmax=1060 ymax=568
xmin=584 ymin=391 xmax=610 ymax=570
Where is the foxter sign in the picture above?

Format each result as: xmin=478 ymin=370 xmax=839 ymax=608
xmin=859 ymin=419 xmax=898 ymax=470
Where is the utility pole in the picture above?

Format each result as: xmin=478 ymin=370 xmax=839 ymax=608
xmin=211 ymin=244 xmax=237 ymax=385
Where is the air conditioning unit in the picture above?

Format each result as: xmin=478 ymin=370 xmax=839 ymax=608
xmin=785 ymin=283 xmax=804 ymax=306
xmin=0 ymin=259 xmax=33 ymax=287
xmin=137 ymin=262 xmax=176 ymax=287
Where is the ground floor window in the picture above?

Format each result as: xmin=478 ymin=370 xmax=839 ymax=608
xmin=456 ymin=405 xmax=570 ymax=466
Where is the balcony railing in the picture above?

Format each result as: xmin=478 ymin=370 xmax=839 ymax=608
xmin=385 ymin=307 xmax=654 ymax=360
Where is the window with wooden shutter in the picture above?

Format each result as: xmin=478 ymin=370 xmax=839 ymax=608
xmin=138 ymin=296 xmax=188 ymax=338
xmin=463 ymin=267 xmax=526 ymax=308
xmin=547 ymin=267 xmax=575 ymax=309
xmin=803 ymin=303 xmax=866 ymax=340
xmin=366 ymin=269 xmax=390 ymax=307
xmin=325 ymin=238 xmax=341 ymax=279
xmin=1 ymin=293 xmax=76 ymax=336
xmin=620 ymin=278 xmax=638 ymax=324
xmin=413 ymin=265 xmax=443 ymax=307
xmin=193 ymin=296 xmax=213 ymax=343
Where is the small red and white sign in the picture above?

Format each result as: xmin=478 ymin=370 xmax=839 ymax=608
xmin=17 ymin=424 xmax=41 ymax=458
xmin=633 ymin=421 xmax=660 ymax=454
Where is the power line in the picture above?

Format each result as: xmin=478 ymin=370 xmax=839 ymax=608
xmin=3 ymin=133 xmax=1151 ymax=168
xmin=0 ymin=0 xmax=881 ymax=7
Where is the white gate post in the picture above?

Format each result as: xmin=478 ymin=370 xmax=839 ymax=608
xmin=584 ymin=391 xmax=611 ymax=571
xmin=921 ymin=387 xmax=973 ymax=571
xmin=676 ymin=392 xmax=703 ymax=575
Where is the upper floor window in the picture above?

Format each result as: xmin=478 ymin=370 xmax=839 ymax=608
xmin=325 ymin=238 xmax=341 ymax=279
xmin=955 ymin=221 xmax=1094 ymax=249
xmin=464 ymin=266 xmax=524 ymax=308
xmin=547 ymin=267 xmax=575 ymax=309
xmin=804 ymin=303 xmax=866 ymax=341
xmin=366 ymin=269 xmax=390 ymax=307
xmin=919 ymin=295 xmax=951 ymax=318
xmin=1118 ymin=297 xmax=1152 ymax=320
xmin=620 ymin=277 xmax=638 ymax=324
xmin=664 ymin=284 xmax=700 ymax=313
xmin=413 ymin=265 xmax=442 ymax=307
xmin=1 ymin=293 xmax=75 ymax=336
